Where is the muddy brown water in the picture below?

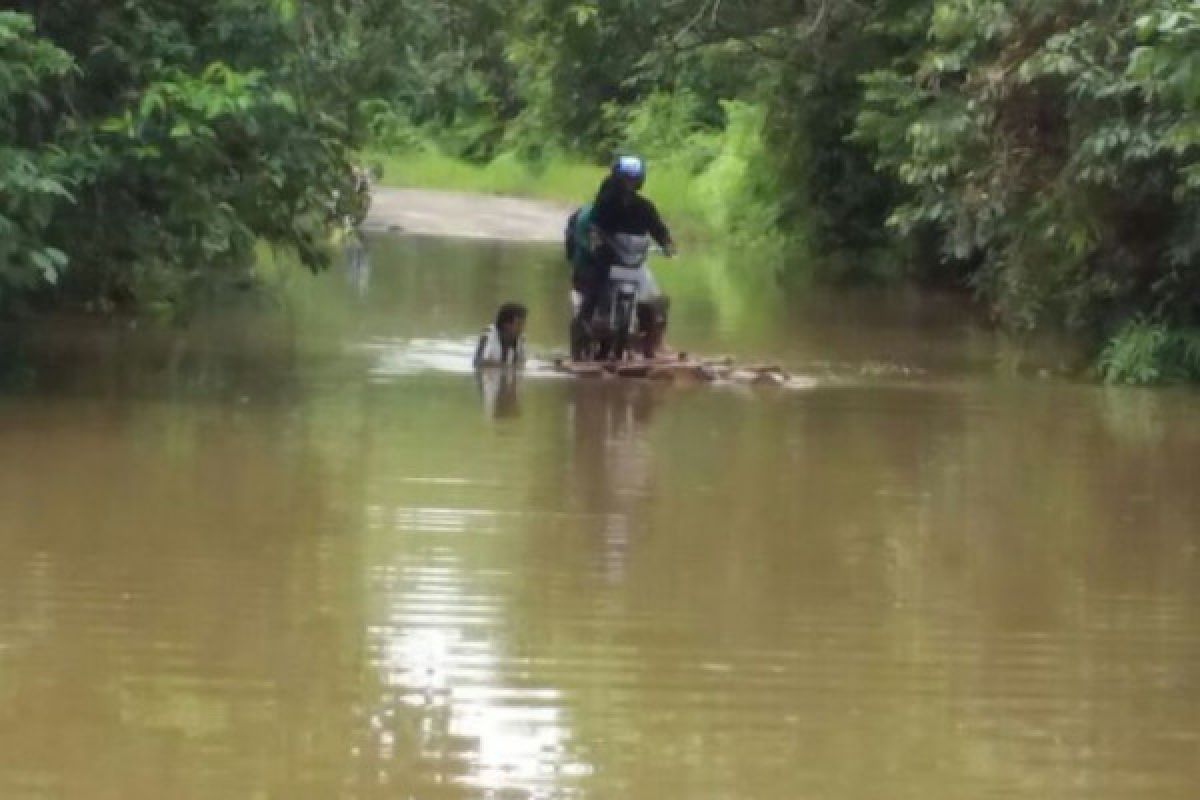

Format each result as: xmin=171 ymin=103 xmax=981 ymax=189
xmin=2 ymin=235 xmax=1200 ymax=799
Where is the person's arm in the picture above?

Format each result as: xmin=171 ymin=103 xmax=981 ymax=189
xmin=564 ymin=209 xmax=579 ymax=262
xmin=591 ymin=177 xmax=622 ymax=232
xmin=473 ymin=333 xmax=489 ymax=368
xmin=640 ymin=197 xmax=674 ymax=254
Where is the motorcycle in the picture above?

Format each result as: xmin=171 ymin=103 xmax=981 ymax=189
xmin=570 ymin=233 xmax=669 ymax=362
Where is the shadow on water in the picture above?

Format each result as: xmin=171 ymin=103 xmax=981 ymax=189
xmin=1 ymin=233 xmax=1200 ymax=799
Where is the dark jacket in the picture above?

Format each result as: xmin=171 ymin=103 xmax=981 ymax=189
xmin=591 ymin=175 xmax=673 ymax=249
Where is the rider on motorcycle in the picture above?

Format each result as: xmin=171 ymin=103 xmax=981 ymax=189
xmin=573 ymin=156 xmax=676 ymax=356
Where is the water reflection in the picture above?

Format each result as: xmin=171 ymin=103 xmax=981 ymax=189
xmin=565 ymin=381 xmax=662 ymax=583
xmin=476 ymin=368 xmax=522 ymax=420
xmin=358 ymin=503 xmax=586 ymax=798
xmin=344 ymin=235 xmax=372 ymax=299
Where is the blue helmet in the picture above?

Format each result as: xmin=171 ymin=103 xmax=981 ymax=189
xmin=613 ymin=155 xmax=646 ymax=185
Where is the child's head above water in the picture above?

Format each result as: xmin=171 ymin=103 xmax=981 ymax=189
xmin=475 ymin=302 xmax=529 ymax=368
xmin=496 ymin=302 xmax=528 ymax=341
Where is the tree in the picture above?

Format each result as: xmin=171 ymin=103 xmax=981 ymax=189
xmin=1 ymin=11 xmax=74 ymax=305
xmin=1 ymin=1 xmax=385 ymax=313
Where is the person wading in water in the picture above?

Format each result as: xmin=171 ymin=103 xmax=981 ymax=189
xmin=474 ymin=302 xmax=528 ymax=367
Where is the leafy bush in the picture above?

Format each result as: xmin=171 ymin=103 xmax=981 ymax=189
xmin=855 ymin=0 xmax=1200 ymax=340
xmin=0 ymin=12 xmax=75 ymax=308
xmin=2 ymin=2 xmax=399 ymax=316
xmin=1099 ymin=320 xmax=1200 ymax=385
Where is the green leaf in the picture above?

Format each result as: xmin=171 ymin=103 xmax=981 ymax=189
xmin=271 ymin=90 xmax=298 ymax=114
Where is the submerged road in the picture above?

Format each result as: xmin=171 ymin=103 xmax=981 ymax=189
xmin=364 ymin=187 xmax=569 ymax=243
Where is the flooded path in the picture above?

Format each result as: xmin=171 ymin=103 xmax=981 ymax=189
xmin=2 ymin=234 xmax=1200 ymax=799
xmin=365 ymin=188 xmax=567 ymax=242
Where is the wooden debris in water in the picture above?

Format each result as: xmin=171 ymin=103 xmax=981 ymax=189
xmin=548 ymin=356 xmax=795 ymax=387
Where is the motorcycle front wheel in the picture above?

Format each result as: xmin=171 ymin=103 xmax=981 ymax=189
xmin=612 ymin=296 xmax=634 ymax=361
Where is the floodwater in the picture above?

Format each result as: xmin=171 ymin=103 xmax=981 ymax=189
xmin=2 ymin=235 xmax=1199 ymax=800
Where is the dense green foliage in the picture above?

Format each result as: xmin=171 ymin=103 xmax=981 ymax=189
xmin=0 ymin=1 xmax=395 ymax=314
xmin=1 ymin=12 xmax=73 ymax=298
xmin=856 ymin=0 xmax=1200 ymax=380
